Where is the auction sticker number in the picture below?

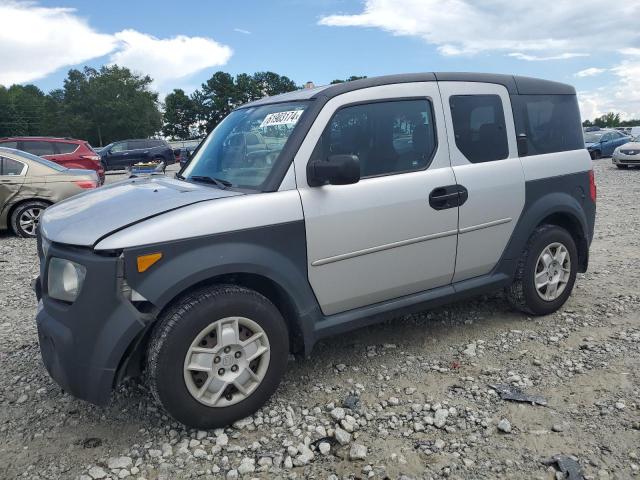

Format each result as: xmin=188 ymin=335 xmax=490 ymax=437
xmin=260 ymin=110 xmax=303 ymax=128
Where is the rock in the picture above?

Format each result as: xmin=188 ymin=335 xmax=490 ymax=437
xmin=88 ymin=466 xmax=107 ymax=479
xmin=226 ymin=469 xmax=238 ymax=479
xmin=434 ymin=409 xmax=449 ymax=428
xmin=497 ymin=419 xmax=512 ymax=433
xmin=552 ymin=423 xmax=565 ymax=432
xmin=237 ymin=458 xmax=255 ymax=474
xmin=434 ymin=439 xmax=445 ymax=450
xmin=319 ymin=442 xmax=331 ymax=455
xmin=349 ymin=443 xmax=368 ymax=460
xmin=404 ymin=387 xmax=417 ymax=395
xmin=193 ymin=448 xmax=207 ymax=458
xmin=107 ymin=457 xmax=133 ymax=470
xmin=293 ymin=447 xmax=314 ymax=466
xmin=284 ymin=456 xmax=293 ymax=469
xmin=330 ymin=407 xmax=346 ymax=421
xmin=414 ymin=422 xmax=425 ymax=432
xmin=334 ymin=427 xmax=352 ymax=445
xmin=343 ymin=394 xmax=360 ymax=410
xmin=388 ymin=397 xmax=400 ymax=406
xmin=463 ymin=343 xmax=477 ymax=356
xmin=16 ymin=394 xmax=28 ymax=404
xmin=216 ymin=433 xmax=229 ymax=447
xmin=615 ymin=402 xmax=626 ymax=410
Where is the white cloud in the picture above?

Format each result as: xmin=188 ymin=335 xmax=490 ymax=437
xmin=233 ymin=28 xmax=251 ymax=35
xmin=319 ymin=0 xmax=640 ymax=58
xmin=0 ymin=1 xmax=116 ymax=85
xmin=575 ymin=67 xmax=606 ymax=78
xmin=0 ymin=1 xmax=232 ymax=90
xmin=109 ymin=30 xmax=232 ymax=91
xmin=509 ymin=53 xmax=588 ymax=62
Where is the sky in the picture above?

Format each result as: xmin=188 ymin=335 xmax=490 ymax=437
xmin=1 ymin=0 xmax=640 ymax=121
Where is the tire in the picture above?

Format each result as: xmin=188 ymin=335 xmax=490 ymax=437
xmin=590 ymin=150 xmax=601 ymax=160
xmin=616 ymin=164 xmax=628 ymax=169
xmin=506 ymin=225 xmax=578 ymax=316
xmin=147 ymin=284 xmax=289 ymax=428
xmin=10 ymin=200 xmax=49 ymax=238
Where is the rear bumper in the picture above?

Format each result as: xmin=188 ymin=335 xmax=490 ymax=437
xmin=34 ymin=242 xmax=149 ymax=405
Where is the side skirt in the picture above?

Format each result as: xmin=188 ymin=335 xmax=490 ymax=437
xmin=308 ymin=272 xmax=511 ymax=351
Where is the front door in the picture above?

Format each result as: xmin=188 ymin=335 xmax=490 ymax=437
xmin=294 ymin=83 xmax=459 ymax=315
xmin=0 ymin=156 xmax=26 ymax=214
xmin=438 ymin=82 xmax=525 ymax=282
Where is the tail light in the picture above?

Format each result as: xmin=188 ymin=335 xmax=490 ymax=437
xmin=74 ymin=180 xmax=97 ymax=189
xmin=589 ymin=169 xmax=596 ymax=202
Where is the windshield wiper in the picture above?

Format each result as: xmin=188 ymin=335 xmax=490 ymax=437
xmin=190 ymin=175 xmax=232 ymax=189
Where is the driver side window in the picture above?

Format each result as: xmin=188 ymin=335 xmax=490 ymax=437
xmin=312 ymin=99 xmax=437 ymax=178
xmin=111 ymin=142 xmax=128 ymax=153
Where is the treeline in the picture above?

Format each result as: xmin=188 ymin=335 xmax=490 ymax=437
xmin=583 ymin=112 xmax=640 ymax=128
xmin=0 ymin=66 xmax=366 ymax=146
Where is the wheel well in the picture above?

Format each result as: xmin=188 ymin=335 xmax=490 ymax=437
xmin=7 ymin=198 xmax=52 ymax=232
xmin=164 ymin=273 xmax=304 ymax=354
xmin=537 ymin=212 xmax=588 ymax=272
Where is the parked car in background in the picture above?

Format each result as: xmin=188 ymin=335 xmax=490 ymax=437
xmin=0 ymin=147 xmax=98 ymax=237
xmin=612 ymin=135 xmax=640 ymax=169
xmin=168 ymin=139 xmax=203 ymax=168
xmin=0 ymin=136 xmax=104 ymax=184
xmin=99 ymin=139 xmax=176 ymax=171
xmin=584 ymin=129 xmax=629 ymax=159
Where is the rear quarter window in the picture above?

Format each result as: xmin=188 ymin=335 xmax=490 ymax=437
xmin=512 ymin=94 xmax=584 ymax=156
xmin=56 ymin=142 xmax=79 ymax=154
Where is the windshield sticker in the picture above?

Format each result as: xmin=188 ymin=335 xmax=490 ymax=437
xmin=259 ymin=110 xmax=303 ymax=128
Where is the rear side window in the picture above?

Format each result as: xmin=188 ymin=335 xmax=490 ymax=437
xmin=129 ymin=140 xmax=147 ymax=149
xmin=0 ymin=141 xmax=18 ymax=149
xmin=313 ymin=99 xmax=437 ymax=177
xmin=1 ymin=157 xmax=27 ymax=175
xmin=21 ymin=141 xmax=55 ymax=156
xmin=56 ymin=142 xmax=79 ymax=154
xmin=148 ymin=139 xmax=164 ymax=147
xmin=449 ymin=95 xmax=509 ymax=163
xmin=512 ymin=94 xmax=584 ymax=156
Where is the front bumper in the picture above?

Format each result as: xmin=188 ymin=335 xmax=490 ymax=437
xmin=612 ymin=152 xmax=640 ymax=165
xmin=34 ymin=241 xmax=148 ymax=405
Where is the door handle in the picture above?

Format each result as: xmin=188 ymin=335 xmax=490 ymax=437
xmin=429 ymin=185 xmax=468 ymax=210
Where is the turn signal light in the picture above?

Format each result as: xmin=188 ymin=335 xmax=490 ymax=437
xmin=137 ymin=253 xmax=163 ymax=273
xmin=74 ymin=180 xmax=97 ymax=189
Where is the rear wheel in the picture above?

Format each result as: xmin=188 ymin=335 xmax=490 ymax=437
xmin=506 ymin=225 xmax=578 ymax=316
xmin=10 ymin=200 xmax=49 ymax=238
xmin=147 ymin=285 xmax=289 ymax=428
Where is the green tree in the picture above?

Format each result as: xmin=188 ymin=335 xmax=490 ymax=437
xmin=62 ymin=65 xmax=162 ymax=145
xmin=593 ymin=112 xmax=621 ymax=128
xmin=162 ymin=89 xmax=197 ymax=140
xmin=0 ymin=84 xmax=49 ymax=136
xmin=253 ymin=71 xmax=297 ymax=96
xmin=330 ymin=75 xmax=367 ymax=84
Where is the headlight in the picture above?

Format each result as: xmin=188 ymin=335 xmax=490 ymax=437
xmin=47 ymin=258 xmax=86 ymax=302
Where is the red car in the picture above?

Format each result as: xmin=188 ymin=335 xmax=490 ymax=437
xmin=0 ymin=137 xmax=105 ymax=184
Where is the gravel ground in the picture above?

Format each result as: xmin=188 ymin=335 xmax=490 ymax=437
xmin=0 ymin=161 xmax=638 ymax=480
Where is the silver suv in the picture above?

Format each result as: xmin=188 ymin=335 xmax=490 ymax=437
xmin=34 ymin=73 xmax=596 ymax=429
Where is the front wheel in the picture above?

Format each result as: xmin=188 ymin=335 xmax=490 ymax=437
xmin=590 ymin=150 xmax=601 ymax=160
xmin=616 ymin=164 xmax=629 ymax=169
xmin=10 ymin=201 xmax=49 ymax=238
xmin=147 ymin=285 xmax=289 ymax=429
xmin=506 ymin=225 xmax=578 ymax=316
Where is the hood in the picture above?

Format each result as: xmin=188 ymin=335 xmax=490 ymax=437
xmin=620 ymin=142 xmax=640 ymax=150
xmin=41 ymin=176 xmax=242 ymax=247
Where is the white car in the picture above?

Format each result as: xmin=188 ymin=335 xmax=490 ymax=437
xmin=612 ymin=136 xmax=640 ymax=168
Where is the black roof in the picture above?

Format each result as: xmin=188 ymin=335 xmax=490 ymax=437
xmin=241 ymin=72 xmax=575 ymax=108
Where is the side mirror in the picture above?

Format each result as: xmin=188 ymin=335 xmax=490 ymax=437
xmin=173 ymin=148 xmax=181 ymax=157
xmin=307 ymin=154 xmax=360 ymax=187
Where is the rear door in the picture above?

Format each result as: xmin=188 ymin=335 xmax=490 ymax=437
xmin=0 ymin=156 xmax=27 ymax=213
xmin=294 ymin=82 xmax=459 ymax=315
xmin=107 ymin=141 xmax=130 ymax=169
xmin=438 ymin=82 xmax=525 ymax=282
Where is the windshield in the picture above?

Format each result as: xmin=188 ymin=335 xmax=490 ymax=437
xmin=182 ymin=101 xmax=309 ymax=189
xmin=0 ymin=147 xmax=67 ymax=171
xmin=584 ymin=132 xmax=604 ymax=143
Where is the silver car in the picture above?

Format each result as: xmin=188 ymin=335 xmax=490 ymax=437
xmin=612 ymin=136 xmax=640 ymax=168
xmin=0 ymin=147 xmax=98 ymax=237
